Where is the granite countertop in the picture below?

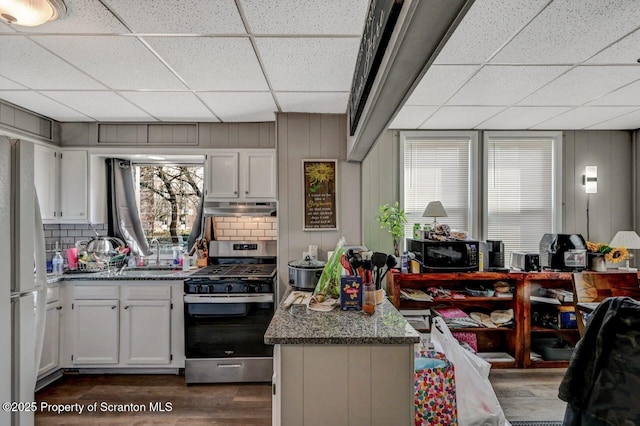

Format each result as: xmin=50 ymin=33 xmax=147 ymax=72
xmin=46 ymin=268 xmax=194 ymax=283
xmin=264 ymin=290 xmax=420 ymax=345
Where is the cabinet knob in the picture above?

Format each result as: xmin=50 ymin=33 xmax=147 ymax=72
xmin=245 ymin=191 xmax=249 ymax=195
xmin=56 ymin=306 xmax=62 ymax=310
xmin=111 ymin=305 xmax=117 ymax=309
xmin=234 ymin=191 xmax=238 ymax=195
xmin=124 ymin=306 xmax=129 ymax=310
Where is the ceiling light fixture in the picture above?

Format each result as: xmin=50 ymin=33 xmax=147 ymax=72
xmin=0 ymin=0 xmax=66 ymax=27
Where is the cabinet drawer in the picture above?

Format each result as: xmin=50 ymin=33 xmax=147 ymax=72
xmin=122 ymin=285 xmax=171 ymax=300
xmin=46 ymin=285 xmax=60 ymax=303
xmin=74 ymin=285 xmax=119 ymax=300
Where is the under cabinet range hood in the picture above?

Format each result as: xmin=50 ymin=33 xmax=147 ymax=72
xmin=204 ymin=201 xmax=277 ymax=217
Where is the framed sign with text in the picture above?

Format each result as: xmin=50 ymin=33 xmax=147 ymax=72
xmin=303 ymin=159 xmax=338 ymax=231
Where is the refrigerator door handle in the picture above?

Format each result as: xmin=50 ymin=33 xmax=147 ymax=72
xmin=33 ymin=190 xmax=47 ymax=374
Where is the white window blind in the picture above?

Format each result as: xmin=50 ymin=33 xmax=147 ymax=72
xmin=403 ymin=137 xmax=470 ymax=242
xmin=487 ymin=137 xmax=553 ymax=262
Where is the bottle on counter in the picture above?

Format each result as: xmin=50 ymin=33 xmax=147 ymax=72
xmin=52 ymin=242 xmax=64 ymax=276
xmin=401 ymin=251 xmax=408 ymax=273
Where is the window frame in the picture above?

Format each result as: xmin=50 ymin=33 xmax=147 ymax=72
xmin=481 ymin=130 xmax=563 ymax=242
xmin=399 ymin=130 xmax=480 ymax=242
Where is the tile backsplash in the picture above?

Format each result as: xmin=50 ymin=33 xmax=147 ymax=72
xmin=44 ymin=223 xmax=107 ymax=260
xmin=213 ymin=216 xmax=277 ymax=241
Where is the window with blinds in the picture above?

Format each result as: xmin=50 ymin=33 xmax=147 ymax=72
xmin=403 ymin=136 xmax=471 ymax=242
xmin=486 ymin=137 xmax=554 ymax=262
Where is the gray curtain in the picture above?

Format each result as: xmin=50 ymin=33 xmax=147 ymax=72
xmin=107 ymin=159 xmax=151 ymax=257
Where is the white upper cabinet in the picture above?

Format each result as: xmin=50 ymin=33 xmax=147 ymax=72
xmin=59 ymin=150 xmax=89 ymax=222
xmin=205 ymin=149 xmax=276 ymax=201
xmin=205 ymin=151 xmax=239 ymax=199
xmin=244 ymin=151 xmax=277 ymax=199
xmin=34 ymin=144 xmax=59 ymax=222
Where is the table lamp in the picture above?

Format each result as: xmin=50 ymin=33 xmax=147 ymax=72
xmin=422 ymin=201 xmax=448 ymax=229
xmin=609 ymin=230 xmax=640 ymax=271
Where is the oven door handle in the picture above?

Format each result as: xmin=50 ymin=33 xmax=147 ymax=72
xmin=184 ymin=294 xmax=274 ymax=304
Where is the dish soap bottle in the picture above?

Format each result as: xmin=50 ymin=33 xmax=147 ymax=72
xmin=52 ymin=242 xmax=64 ymax=276
xmin=413 ymin=223 xmax=421 ymax=239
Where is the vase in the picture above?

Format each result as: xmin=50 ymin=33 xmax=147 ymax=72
xmin=589 ymin=253 xmax=607 ymax=272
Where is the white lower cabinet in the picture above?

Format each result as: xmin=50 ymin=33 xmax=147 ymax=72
xmin=72 ymin=299 xmax=120 ymax=364
xmin=122 ymin=300 xmax=171 ymax=365
xmin=61 ymin=281 xmax=184 ymax=369
xmin=38 ymin=300 xmax=61 ymax=376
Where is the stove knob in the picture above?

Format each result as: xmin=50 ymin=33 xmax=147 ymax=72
xmin=200 ymin=284 xmax=209 ymax=294
xmin=248 ymin=284 xmax=258 ymax=293
xmin=226 ymin=284 xmax=233 ymax=294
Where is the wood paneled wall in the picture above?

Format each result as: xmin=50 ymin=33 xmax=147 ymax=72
xmin=361 ymin=130 xmax=399 ymax=254
xmin=563 ymin=130 xmax=633 ymax=243
xmin=361 ymin=129 xmax=635 ymax=256
xmin=276 ymin=113 xmax=361 ymax=300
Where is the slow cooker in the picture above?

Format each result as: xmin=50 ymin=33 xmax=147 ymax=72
xmin=288 ymin=257 xmax=326 ymax=290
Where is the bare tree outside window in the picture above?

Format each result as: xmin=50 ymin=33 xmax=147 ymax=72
xmin=135 ymin=165 xmax=203 ymax=248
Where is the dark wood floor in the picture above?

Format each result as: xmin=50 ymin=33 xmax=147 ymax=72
xmin=35 ymin=374 xmax=272 ymax=425
xmin=35 ymin=369 xmax=566 ymax=425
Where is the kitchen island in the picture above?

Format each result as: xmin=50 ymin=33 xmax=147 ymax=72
xmin=265 ymin=293 xmax=420 ymax=426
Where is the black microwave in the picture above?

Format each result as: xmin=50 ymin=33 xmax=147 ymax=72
xmin=407 ymin=238 xmax=479 ymax=272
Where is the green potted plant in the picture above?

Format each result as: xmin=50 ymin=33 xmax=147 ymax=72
xmin=376 ymin=202 xmax=407 ymax=257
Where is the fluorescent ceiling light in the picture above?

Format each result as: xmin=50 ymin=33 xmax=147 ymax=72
xmin=147 ymin=155 xmax=166 ymax=160
xmin=0 ymin=0 xmax=67 ymax=27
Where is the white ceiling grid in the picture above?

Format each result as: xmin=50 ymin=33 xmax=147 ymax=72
xmin=392 ymin=0 xmax=640 ymax=130
xmin=0 ymin=0 xmax=367 ymax=122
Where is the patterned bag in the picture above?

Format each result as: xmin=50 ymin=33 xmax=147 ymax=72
xmin=452 ymin=331 xmax=478 ymax=352
xmin=414 ymin=350 xmax=457 ymax=426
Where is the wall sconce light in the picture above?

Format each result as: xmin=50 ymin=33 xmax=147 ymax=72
xmin=583 ymin=166 xmax=597 ymax=194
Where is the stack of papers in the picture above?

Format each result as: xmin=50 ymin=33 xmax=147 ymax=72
xmin=400 ymin=288 xmax=434 ymax=302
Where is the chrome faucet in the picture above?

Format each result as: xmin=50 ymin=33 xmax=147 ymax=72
xmin=150 ymin=238 xmax=161 ymax=265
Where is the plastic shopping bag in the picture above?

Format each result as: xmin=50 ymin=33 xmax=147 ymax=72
xmin=414 ymin=350 xmax=457 ymax=425
xmin=431 ymin=317 xmax=509 ymax=426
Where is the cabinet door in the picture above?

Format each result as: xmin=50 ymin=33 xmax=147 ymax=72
xmin=38 ymin=302 xmax=61 ymax=376
xmin=243 ymin=151 xmax=276 ymax=199
xmin=59 ymin=150 xmax=88 ymax=222
xmin=121 ymin=300 xmax=171 ymax=365
xmin=205 ymin=152 xmax=239 ymax=199
xmin=71 ymin=300 xmax=119 ymax=364
xmin=33 ymin=144 xmax=59 ymax=222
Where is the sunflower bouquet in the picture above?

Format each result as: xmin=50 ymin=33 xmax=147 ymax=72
xmin=586 ymin=241 xmax=629 ymax=264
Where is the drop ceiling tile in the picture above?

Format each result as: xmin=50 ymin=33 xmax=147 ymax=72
xmin=405 ymin=65 xmax=480 ymax=105
xmin=448 ymin=65 xmax=570 ymax=106
xmin=276 ymin=92 xmax=348 ymax=113
xmin=198 ymin=92 xmax=276 ymax=122
xmin=40 ymin=91 xmax=154 ymax=121
xmin=587 ymin=28 xmax=640 ymax=64
xmin=0 ymin=91 xmax=92 ymax=121
xmin=145 ymin=37 xmax=268 ymax=91
xmin=0 ymin=76 xmax=26 ymax=90
xmin=586 ymin=109 xmax=640 ymax=129
xmin=240 ymin=0 xmax=368 ymax=35
xmin=14 ymin=0 xmax=128 ymax=33
xmin=0 ymin=36 xmax=105 ymax=90
xmin=587 ymin=79 xmax=640 ymax=106
xmin=532 ymin=106 xmax=639 ymax=129
xmin=388 ymin=106 xmax=438 ymax=129
xmin=477 ymin=106 xmax=572 ymax=129
xmin=34 ymin=36 xmax=185 ymax=90
xmin=120 ymin=92 xmax=217 ymax=121
xmin=435 ymin=0 xmax=548 ymax=64
xmin=492 ymin=0 xmax=640 ymax=64
xmin=519 ymin=66 xmax=640 ymax=106
xmin=256 ymin=38 xmax=360 ymax=91
xmin=420 ymin=106 xmax=504 ymax=129
xmin=103 ymin=0 xmax=245 ymax=34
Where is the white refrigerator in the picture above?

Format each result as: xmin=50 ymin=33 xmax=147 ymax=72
xmin=0 ymin=136 xmax=47 ymax=426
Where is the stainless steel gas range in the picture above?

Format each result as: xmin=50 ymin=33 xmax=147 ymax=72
xmin=183 ymin=240 xmax=276 ymax=384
